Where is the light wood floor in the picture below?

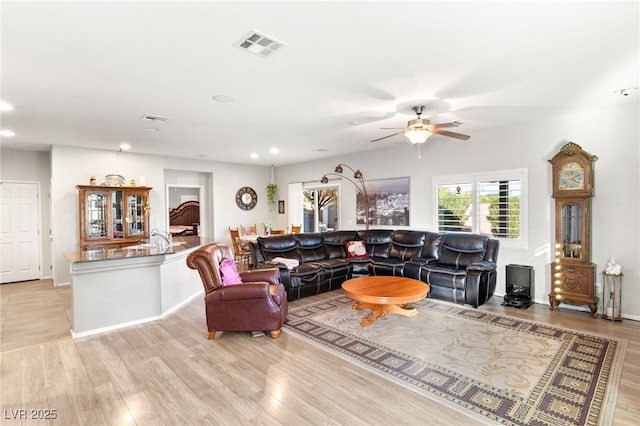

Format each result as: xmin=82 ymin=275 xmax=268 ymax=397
xmin=1 ymin=279 xmax=638 ymax=425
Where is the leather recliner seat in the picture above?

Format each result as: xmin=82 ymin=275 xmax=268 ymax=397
xmin=186 ymin=243 xmax=288 ymax=339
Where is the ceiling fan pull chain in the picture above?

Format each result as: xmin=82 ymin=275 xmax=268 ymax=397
xmin=418 ymin=144 xmax=422 ymax=160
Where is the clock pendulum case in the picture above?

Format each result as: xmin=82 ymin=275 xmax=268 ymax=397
xmin=548 ymin=142 xmax=598 ymax=317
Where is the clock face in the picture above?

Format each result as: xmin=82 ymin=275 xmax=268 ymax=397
xmin=235 ymin=187 xmax=257 ymax=210
xmin=558 ymin=162 xmax=585 ymax=190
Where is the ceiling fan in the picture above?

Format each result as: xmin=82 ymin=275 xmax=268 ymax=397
xmin=371 ymin=105 xmax=470 ymax=144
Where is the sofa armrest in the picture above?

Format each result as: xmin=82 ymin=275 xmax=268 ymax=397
xmin=239 ymin=267 xmax=280 ymax=284
xmin=269 ymin=283 xmax=287 ymax=306
xmin=402 ymin=258 xmax=436 ymax=280
xmin=253 ymin=261 xmax=292 ymax=289
xmin=209 ymin=282 xmax=271 ymax=301
xmin=467 ymin=261 xmax=496 ymax=272
xmin=465 ymin=263 xmax=497 ymax=307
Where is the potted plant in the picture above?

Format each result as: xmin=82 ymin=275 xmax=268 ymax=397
xmin=260 ymin=221 xmax=272 ymax=236
xmin=266 ymin=183 xmax=278 ymax=211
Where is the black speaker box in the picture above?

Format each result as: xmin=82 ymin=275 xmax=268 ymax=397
xmin=503 ymin=264 xmax=534 ymax=309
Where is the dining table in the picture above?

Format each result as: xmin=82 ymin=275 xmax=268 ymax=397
xmin=238 ymin=234 xmax=260 ymax=243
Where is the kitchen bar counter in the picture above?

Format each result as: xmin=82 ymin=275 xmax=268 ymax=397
xmin=64 ymin=236 xmax=216 ymax=337
xmin=63 ymin=236 xmax=214 ymax=263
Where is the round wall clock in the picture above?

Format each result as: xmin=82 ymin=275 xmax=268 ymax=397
xmin=235 ymin=187 xmax=257 ymax=210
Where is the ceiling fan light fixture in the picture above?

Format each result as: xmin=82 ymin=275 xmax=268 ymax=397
xmin=404 ymin=128 xmax=432 ymax=144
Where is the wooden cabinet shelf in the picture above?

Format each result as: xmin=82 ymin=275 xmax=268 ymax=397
xmin=77 ymin=184 xmax=152 ymax=250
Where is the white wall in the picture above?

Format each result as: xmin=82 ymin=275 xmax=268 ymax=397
xmin=9 ymin=101 xmax=639 ymax=320
xmin=0 ymin=148 xmax=52 ymax=278
xmin=50 ymin=146 xmax=273 ymax=285
xmin=274 ymin=103 xmax=639 ymax=319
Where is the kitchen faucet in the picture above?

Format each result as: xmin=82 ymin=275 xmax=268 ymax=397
xmin=151 ymin=229 xmax=172 ymax=248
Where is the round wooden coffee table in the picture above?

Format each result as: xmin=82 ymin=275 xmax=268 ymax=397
xmin=341 ymin=276 xmax=430 ymax=326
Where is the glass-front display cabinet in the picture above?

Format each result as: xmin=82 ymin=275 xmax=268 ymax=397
xmin=77 ymin=184 xmax=152 ymax=250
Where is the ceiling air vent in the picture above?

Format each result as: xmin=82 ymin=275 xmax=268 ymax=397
xmin=236 ymin=30 xmax=286 ymax=58
xmin=141 ymin=114 xmax=170 ymax=122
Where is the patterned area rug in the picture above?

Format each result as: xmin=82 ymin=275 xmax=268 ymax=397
xmin=283 ymin=295 xmax=626 ymax=426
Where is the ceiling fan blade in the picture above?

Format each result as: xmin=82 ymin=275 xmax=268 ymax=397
xmin=428 ymin=122 xmax=460 ymax=129
xmin=432 ymin=129 xmax=471 ymax=140
xmin=371 ymin=131 xmax=404 ymax=142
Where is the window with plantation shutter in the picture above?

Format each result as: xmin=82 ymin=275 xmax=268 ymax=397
xmin=434 ymin=169 xmax=528 ymax=248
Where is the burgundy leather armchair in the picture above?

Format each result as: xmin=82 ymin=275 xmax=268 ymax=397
xmin=186 ymin=243 xmax=288 ymax=339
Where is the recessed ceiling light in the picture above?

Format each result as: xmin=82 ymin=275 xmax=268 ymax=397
xmin=212 ymin=95 xmax=235 ymax=103
xmin=270 ymin=147 xmax=279 ymax=154
xmin=119 ymin=143 xmax=131 ymax=150
xmin=0 ymin=129 xmax=16 ymax=137
xmin=316 ymin=148 xmax=329 ymax=152
xmin=0 ymin=101 xmax=14 ymax=111
xmin=141 ymin=114 xmax=169 ymax=122
xmin=348 ymin=121 xmax=359 ymax=126
xmin=250 ymin=153 xmax=258 ymax=159
xmin=147 ymin=127 xmax=160 ymax=132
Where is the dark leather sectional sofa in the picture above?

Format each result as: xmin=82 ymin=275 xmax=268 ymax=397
xmin=249 ymin=229 xmax=499 ymax=307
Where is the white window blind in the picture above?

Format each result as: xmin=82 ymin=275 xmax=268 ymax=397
xmin=434 ymin=169 xmax=527 ymax=248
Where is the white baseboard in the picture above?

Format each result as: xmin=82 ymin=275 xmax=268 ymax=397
xmin=71 ymin=289 xmax=204 ymax=338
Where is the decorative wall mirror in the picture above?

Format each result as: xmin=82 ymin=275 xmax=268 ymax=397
xmin=236 ymin=186 xmax=257 ymax=210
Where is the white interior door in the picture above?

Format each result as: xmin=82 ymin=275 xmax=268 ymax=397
xmin=0 ymin=182 xmax=41 ymax=283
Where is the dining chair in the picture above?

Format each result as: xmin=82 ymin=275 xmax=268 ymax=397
xmin=270 ymin=229 xmax=286 ymax=235
xmin=240 ymin=224 xmax=257 ymax=236
xmin=290 ymin=225 xmax=302 ymax=233
xmin=228 ymin=227 xmax=251 ymax=266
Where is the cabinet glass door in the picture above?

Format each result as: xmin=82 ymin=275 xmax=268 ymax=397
xmin=86 ymin=193 xmax=107 ymax=237
xmin=561 ymin=203 xmax=582 ymax=259
xmin=112 ymin=190 xmax=123 ymax=239
xmin=127 ymin=194 xmax=145 ymax=236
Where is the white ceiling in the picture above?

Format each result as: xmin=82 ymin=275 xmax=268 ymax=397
xmin=1 ymin=1 xmax=638 ymax=166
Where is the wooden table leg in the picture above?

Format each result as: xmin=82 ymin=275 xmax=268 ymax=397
xmin=352 ymin=302 xmax=419 ymax=326
xmin=384 ymin=304 xmax=419 ymax=317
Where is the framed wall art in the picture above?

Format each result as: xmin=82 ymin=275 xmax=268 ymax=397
xmin=357 ymin=177 xmax=410 ymax=226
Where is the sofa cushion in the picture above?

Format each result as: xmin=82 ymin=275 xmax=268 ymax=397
xmin=389 ymin=230 xmax=426 ymax=260
xmin=258 ymin=235 xmax=299 ymax=262
xmin=289 ymin=263 xmax=325 ymax=289
xmin=323 ymin=230 xmax=360 ymax=259
xmin=421 ymin=264 xmax=467 ymax=290
xmin=421 ymin=231 xmax=445 ymax=260
xmin=368 ymin=257 xmax=407 ymax=276
xmin=310 ymin=258 xmax=351 ymax=277
xmin=345 ymin=240 xmax=368 ymax=258
xmin=349 ymin=257 xmax=371 ymax=275
xmin=358 ymin=230 xmax=393 ymax=258
xmin=438 ymin=232 xmax=488 ymax=267
xmin=295 ymin=233 xmax=328 ymax=262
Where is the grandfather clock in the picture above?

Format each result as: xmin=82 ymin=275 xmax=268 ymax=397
xmin=548 ymin=142 xmax=598 ymax=316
